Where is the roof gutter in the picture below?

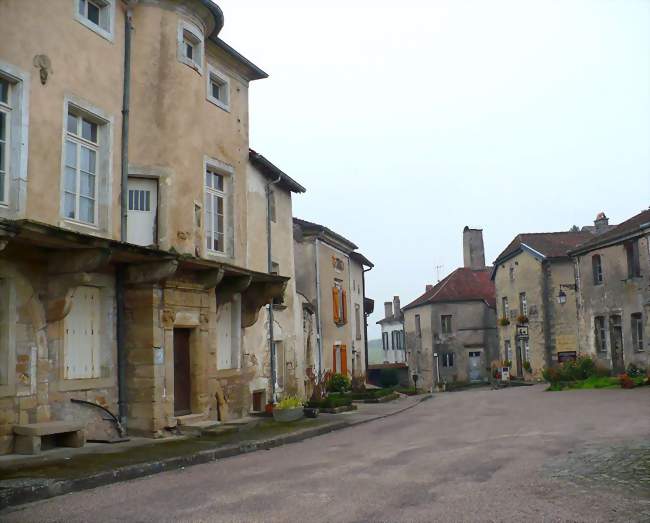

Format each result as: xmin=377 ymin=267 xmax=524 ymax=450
xmin=569 ymin=222 xmax=650 ymax=256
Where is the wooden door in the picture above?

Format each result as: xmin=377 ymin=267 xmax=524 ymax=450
xmin=609 ymin=316 xmax=624 ymax=374
xmin=515 ymin=341 xmax=523 ymax=377
xmin=127 ymin=177 xmax=158 ymax=246
xmin=173 ymin=329 xmax=191 ymax=416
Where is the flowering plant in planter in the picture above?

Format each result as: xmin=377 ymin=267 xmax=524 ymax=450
xmin=498 ymin=317 xmax=510 ymax=326
xmin=523 ymin=360 xmax=532 ymax=373
xmin=273 ymin=396 xmax=305 ymax=422
xmin=516 ymin=315 xmax=529 ymax=324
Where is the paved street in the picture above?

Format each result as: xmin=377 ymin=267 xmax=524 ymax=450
xmin=4 ymin=385 xmax=650 ymax=523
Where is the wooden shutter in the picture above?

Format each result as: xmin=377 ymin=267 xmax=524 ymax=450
xmin=332 ymin=287 xmax=340 ymax=323
xmin=332 ymin=345 xmax=337 ymax=373
xmin=341 ymin=345 xmax=348 ymax=375
xmin=64 ymin=286 xmax=101 ymax=379
xmin=341 ymin=290 xmax=347 ymax=323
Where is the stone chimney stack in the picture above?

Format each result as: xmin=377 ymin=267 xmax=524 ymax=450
xmin=594 ymin=212 xmax=609 ymax=234
xmin=393 ymin=296 xmax=401 ymax=317
xmin=463 ymin=226 xmax=486 ymax=270
xmin=384 ymin=301 xmax=393 ymax=319
xmin=426 ymin=284 xmax=433 ymax=292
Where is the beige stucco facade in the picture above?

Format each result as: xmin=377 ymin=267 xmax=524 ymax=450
xmin=0 ymin=0 xmax=285 ymax=453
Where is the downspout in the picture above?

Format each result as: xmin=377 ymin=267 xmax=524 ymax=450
xmin=266 ymin=175 xmax=281 ymax=402
xmin=117 ymin=4 xmax=134 ymax=427
xmin=315 ymin=239 xmax=323 ymax=375
xmin=362 ymin=266 xmax=372 ymax=374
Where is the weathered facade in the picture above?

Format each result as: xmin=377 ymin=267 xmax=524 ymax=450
xmin=376 ymin=296 xmax=406 ymax=364
xmin=570 ymin=209 xmax=650 ymax=373
xmin=0 ymin=0 xmax=286 ymax=453
xmin=293 ymin=219 xmax=373 ymax=379
xmin=492 ymin=230 xmax=594 ymax=379
xmin=403 ymin=228 xmax=497 ymax=390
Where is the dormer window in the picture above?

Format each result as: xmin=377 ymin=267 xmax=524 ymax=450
xmin=75 ymin=0 xmax=114 ymax=40
xmin=178 ymin=21 xmax=203 ymax=73
xmin=206 ymin=65 xmax=230 ymax=111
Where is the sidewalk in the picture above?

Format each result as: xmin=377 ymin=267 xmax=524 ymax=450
xmin=0 ymin=394 xmax=431 ymax=510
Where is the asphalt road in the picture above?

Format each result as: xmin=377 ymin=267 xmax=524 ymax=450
xmin=4 ymin=385 xmax=650 ymax=522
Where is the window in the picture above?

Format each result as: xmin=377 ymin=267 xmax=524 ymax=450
xmin=0 ymin=78 xmax=9 ymax=205
xmin=382 ymin=331 xmax=389 ymax=351
xmin=632 ymin=313 xmax=644 ymax=352
xmin=502 ymin=297 xmax=509 ymax=319
xmin=594 ymin=316 xmax=607 ymax=353
xmin=64 ymin=286 xmax=101 ymax=379
xmin=64 ymin=108 xmax=102 ymax=225
xmin=504 ymin=340 xmax=511 ymax=361
xmin=206 ymin=65 xmax=230 ymax=111
xmin=592 ymin=255 xmax=603 ymax=285
xmin=75 ymin=0 xmax=114 ymax=40
xmin=178 ymin=21 xmax=203 ymax=72
xmin=415 ymin=314 xmax=421 ymax=337
xmin=205 ymin=167 xmax=226 ymax=253
xmin=128 ymin=189 xmax=150 ymax=212
xmin=519 ymin=293 xmax=528 ymax=317
xmin=442 ymin=352 xmax=454 ymax=368
xmin=625 ymin=241 xmax=641 ymax=278
xmin=509 ymin=266 xmax=515 ymax=281
xmin=355 ymin=304 xmax=361 ymax=340
xmin=441 ymin=315 xmax=452 ymax=335
xmin=332 ymin=281 xmax=347 ymax=325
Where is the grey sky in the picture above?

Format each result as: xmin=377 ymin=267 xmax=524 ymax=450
xmin=216 ymin=0 xmax=650 ymax=338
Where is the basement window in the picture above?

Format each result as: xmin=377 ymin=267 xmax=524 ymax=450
xmin=75 ymin=0 xmax=114 ymax=40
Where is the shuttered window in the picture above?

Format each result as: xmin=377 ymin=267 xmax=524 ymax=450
xmin=64 ymin=286 xmax=101 ymax=379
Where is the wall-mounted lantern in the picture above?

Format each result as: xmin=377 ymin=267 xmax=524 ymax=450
xmin=557 ymin=284 xmax=577 ymax=305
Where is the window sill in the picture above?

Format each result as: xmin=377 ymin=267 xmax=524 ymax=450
xmin=272 ymin=304 xmax=287 ymax=311
xmin=59 ymin=219 xmax=110 ymax=238
xmin=207 ymin=96 xmax=230 ymax=112
xmin=74 ymin=14 xmax=115 ymax=43
xmin=179 ymin=57 xmax=203 ymax=75
xmin=56 ymin=376 xmax=115 ymax=392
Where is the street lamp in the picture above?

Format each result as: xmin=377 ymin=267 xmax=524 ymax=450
xmin=557 ymin=283 xmax=577 ymax=305
xmin=557 ymin=289 xmax=567 ymax=305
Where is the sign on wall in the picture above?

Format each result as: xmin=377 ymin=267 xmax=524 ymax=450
xmin=557 ymin=351 xmax=577 ymax=363
xmin=516 ymin=324 xmax=529 ymax=339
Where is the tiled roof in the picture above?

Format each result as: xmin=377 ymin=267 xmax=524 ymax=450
xmin=293 ymin=217 xmax=359 ymax=251
xmin=403 ymin=267 xmax=496 ymax=310
xmin=570 ymin=208 xmax=650 ymax=254
xmin=495 ymin=231 xmax=594 ymax=262
xmin=249 ymin=149 xmax=306 ymax=193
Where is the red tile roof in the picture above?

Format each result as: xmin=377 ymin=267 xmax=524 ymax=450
xmin=571 ymin=208 xmax=650 ymax=254
xmin=403 ymin=267 xmax=496 ymax=310
xmin=495 ymin=231 xmax=594 ymax=262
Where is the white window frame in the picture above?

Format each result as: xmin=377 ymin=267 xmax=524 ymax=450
xmin=632 ymin=313 xmax=644 ymax=352
xmin=74 ymin=0 xmax=115 ymax=42
xmin=0 ymin=61 xmax=29 ymax=218
xmin=204 ymin=156 xmax=234 ymax=258
xmin=177 ymin=20 xmax=204 ymax=74
xmin=60 ymin=96 xmax=113 ymax=235
xmin=206 ymin=64 xmax=230 ymax=111
xmin=0 ymin=79 xmax=11 ymax=207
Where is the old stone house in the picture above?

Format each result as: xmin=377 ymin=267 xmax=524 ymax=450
xmin=0 ymin=0 xmax=287 ymax=454
xmin=376 ymin=296 xmax=406 ymax=364
xmin=570 ymin=209 xmax=650 ymax=373
xmin=293 ymin=219 xmax=373 ymax=380
xmin=403 ymin=228 xmax=497 ymax=390
xmin=244 ymin=150 xmax=307 ymax=408
xmin=492 ymin=230 xmax=595 ymax=379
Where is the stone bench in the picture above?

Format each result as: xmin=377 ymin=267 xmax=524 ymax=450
xmin=13 ymin=421 xmax=86 ymax=455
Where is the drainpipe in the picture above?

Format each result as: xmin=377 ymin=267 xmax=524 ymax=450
xmin=361 ymin=266 xmax=372 ymax=375
xmin=266 ymin=175 xmax=281 ymax=403
xmin=116 ymin=4 xmax=134 ymax=426
xmin=314 ymin=239 xmax=323 ymax=375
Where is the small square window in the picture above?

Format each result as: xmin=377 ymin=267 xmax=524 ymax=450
xmin=206 ymin=66 xmax=230 ymax=111
xmin=76 ymin=0 xmax=113 ymax=38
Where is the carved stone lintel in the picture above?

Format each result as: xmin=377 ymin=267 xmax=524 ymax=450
xmin=45 ymin=273 xmax=92 ymax=322
xmin=215 ymin=275 xmax=252 ymax=305
xmin=125 ymin=260 xmax=178 ymax=285
xmin=48 ymin=248 xmax=111 ymax=275
xmin=196 ymin=268 xmax=225 ymax=290
xmin=241 ymin=280 xmax=288 ymax=328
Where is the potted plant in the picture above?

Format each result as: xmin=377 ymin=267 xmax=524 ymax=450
xmin=272 ymin=396 xmax=304 ymax=422
xmin=498 ymin=317 xmax=510 ymax=326
xmin=523 ymin=360 xmax=532 ymax=374
xmin=516 ymin=314 xmax=529 ymax=324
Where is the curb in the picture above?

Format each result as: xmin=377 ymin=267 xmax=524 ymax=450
xmin=0 ymin=395 xmax=430 ymax=511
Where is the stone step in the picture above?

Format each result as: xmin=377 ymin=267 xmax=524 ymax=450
xmin=174 ymin=414 xmax=206 ymax=426
xmin=178 ymin=420 xmax=221 ymax=436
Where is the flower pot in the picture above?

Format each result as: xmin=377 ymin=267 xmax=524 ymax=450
xmin=272 ymin=406 xmax=304 ymax=422
xmin=303 ymin=407 xmax=319 ymax=418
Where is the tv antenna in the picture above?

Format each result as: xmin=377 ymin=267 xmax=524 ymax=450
xmin=435 ymin=265 xmax=444 ymax=282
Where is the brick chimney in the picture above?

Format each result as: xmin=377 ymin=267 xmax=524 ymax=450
xmin=463 ymin=226 xmax=486 ymax=270
xmin=393 ymin=296 xmax=401 ymax=317
xmin=426 ymin=284 xmax=433 ymax=292
xmin=594 ymin=212 xmax=609 ymax=234
xmin=384 ymin=301 xmax=393 ymax=319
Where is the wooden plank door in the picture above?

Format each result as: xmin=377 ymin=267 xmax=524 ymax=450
xmin=173 ymin=328 xmax=191 ymax=416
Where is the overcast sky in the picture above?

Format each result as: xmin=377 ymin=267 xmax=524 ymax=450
xmin=216 ymin=0 xmax=650 ymax=338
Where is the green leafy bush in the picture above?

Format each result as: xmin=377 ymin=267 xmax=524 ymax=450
xmin=523 ymin=360 xmax=532 ymax=373
xmin=626 ymin=363 xmax=646 ymax=378
xmin=275 ymin=396 xmax=303 ymax=410
xmin=378 ymin=368 xmax=399 ymax=388
xmin=544 ymin=356 xmax=596 ymax=384
xmin=347 ymin=388 xmax=394 ymax=400
xmin=307 ymin=395 xmax=353 ymax=409
xmin=327 ymin=373 xmax=351 ymax=393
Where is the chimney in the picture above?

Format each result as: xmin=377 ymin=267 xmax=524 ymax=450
xmin=594 ymin=212 xmax=609 ymax=234
xmin=384 ymin=301 xmax=393 ymax=319
xmin=426 ymin=284 xmax=433 ymax=292
xmin=393 ymin=296 xmax=401 ymax=317
xmin=463 ymin=226 xmax=486 ymax=270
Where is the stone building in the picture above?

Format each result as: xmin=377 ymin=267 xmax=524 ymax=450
xmin=570 ymin=209 xmax=649 ymax=373
xmin=376 ymin=296 xmax=405 ymax=364
xmin=492 ymin=230 xmax=594 ymax=379
xmin=403 ymin=228 xmax=497 ymax=390
xmin=244 ymin=150 xmax=307 ymax=408
xmin=293 ymin=219 xmax=373 ymax=379
xmin=0 ymin=0 xmax=286 ymax=454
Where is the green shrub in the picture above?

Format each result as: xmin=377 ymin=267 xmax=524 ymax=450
xmin=523 ymin=360 xmax=532 ymax=373
xmin=347 ymin=388 xmax=394 ymax=400
xmin=542 ymin=367 xmax=562 ymax=384
xmin=627 ymin=363 xmax=646 ymax=378
xmin=327 ymin=373 xmax=351 ymax=393
xmin=574 ymin=356 xmax=596 ymax=380
xmin=378 ymin=368 xmax=399 ymax=388
xmin=307 ymin=395 xmax=352 ymax=409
